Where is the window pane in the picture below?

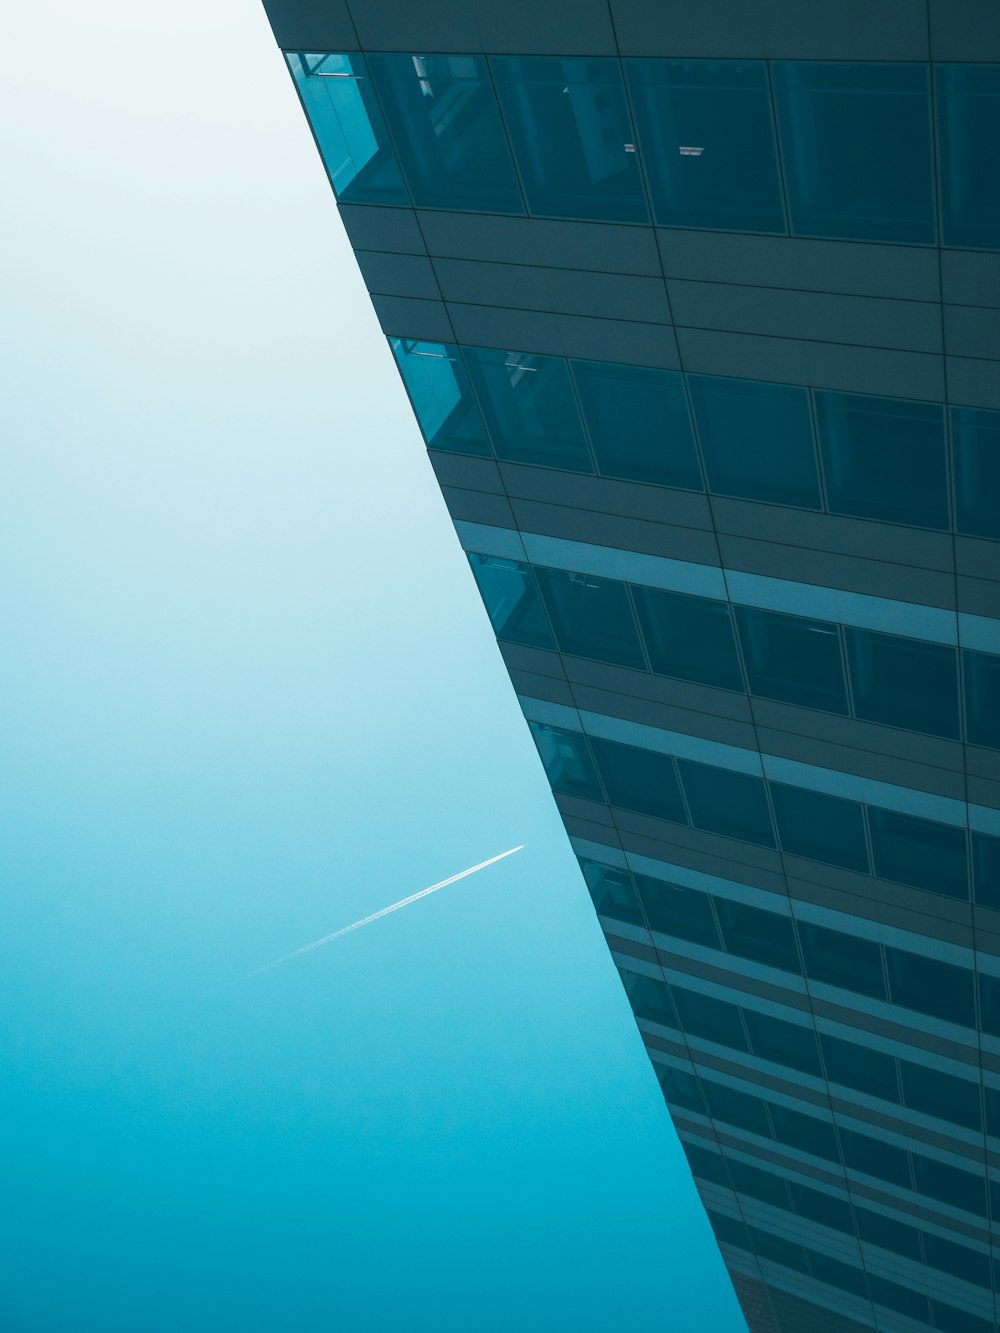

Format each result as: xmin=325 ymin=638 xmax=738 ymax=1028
xmin=846 ymin=627 xmax=960 ymax=739
xmin=632 ymin=585 xmax=744 ymax=691
xmin=973 ymin=831 xmax=1000 ymax=910
xmin=815 ymin=391 xmax=948 ymax=530
xmin=867 ymin=1275 xmax=929 ymax=1323
xmin=772 ymin=784 xmax=870 ymax=875
xmin=931 ymin=1301 xmax=993 ymax=1333
xmin=743 ymin=1010 xmax=822 ymax=1077
xmin=768 ymin=1104 xmax=839 ymax=1161
xmin=924 ymin=1233 xmax=991 ymax=1289
xmin=579 ymin=858 xmax=643 ymax=926
xmin=367 ymin=54 xmax=523 ymax=213
xmin=570 ymin=360 xmax=702 ymax=488
xmin=701 ymin=1080 xmax=772 ymax=1137
xmin=729 ymin=1159 xmax=789 ymax=1207
xmin=735 ymin=605 xmax=847 ymax=715
xmin=677 ymin=761 xmax=775 ymax=847
xmin=912 ymin=1154 xmax=986 ymax=1216
xmin=820 ymin=1033 xmax=900 ymax=1102
xmin=288 ymin=53 xmax=408 ymax=205
xmin=953 ymin=406 xmax=1000 ymax=540
xmin=807 ymin=1251 xmax=868 ymax=1299
xmin=868 ymin=807 xmax=969 ymax=900
xmin=656 ymin=1064 xmax=705 ymax=1114
xmin=978 ymin=973 xmax=1000 ymax=1039
xmin=634 ymin=874 xmax=721 ymax=949
xmin=590 ymin=737 xmax=688 ymax=824
xmin=671 ymin=986 xmax=748 ymax=1051
xmin=688 ymin=375 xmax=820 ymax=508
xmin=885 ymin=947 xmax=975 ymax=1028
xmin=467 ymin=554 xmax=555 ymax=650
xmin=855 ymin=1207 xmax=921 ymax=1260
xmin=749 ymin=1228 xmax=810 ymax=1273
xmin=683 ymin=1141 xmax=729 ymax=1186
xmin=714 ymin=898 xmax=801 ymax=974
xmin=391 ymin=340 xmax=491 ymax=456
xmin=838 ymin=1127 xmax=910 ymax=1187
xmin=626 ymin=59 xmax=785 ymax=233
xmin=491 ymin=56 xmax=648 ymax=223
xmin=534 ymin=566 xmax=645 ymax=668
xmin=899 ymin=1058 xmax=981 ymax=1130
xmin=937 ymin=66 xmax=1000 ymax=250
xmin=772 ymin=62 xmax=934 ymax=243
xmin=789 ymin=1182 xmax=854 ymax=1234
xmin=797 ymin=920 xmax=885 ymax=1000
xmin=620 ymin=969 xmax=677 ymax=1027
xmin=462 ymin=346 xmax=593 ymax=472
xmin=709 ymin=1211 xmax=752 ymax=1250
xmin=964 ymin=649 xmax=1000 ymax=750
xmin=528 ymin=722 xmax=603 ymax=801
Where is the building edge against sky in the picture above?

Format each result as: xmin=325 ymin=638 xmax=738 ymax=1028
xmin=260 ymin=3 xmax=1000 ymax=1330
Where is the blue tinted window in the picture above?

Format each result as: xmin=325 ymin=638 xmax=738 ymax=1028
xmin=677 ymin=761 xmax=776 ymax=848
xmin=701 ymin=1080 xmax=772 ymax=1137
xmin=937 ymin=66 xmax=1000 ymax=250
xmin=815 ymin=391 xmax=948 ymax=530
xmin=288 ymin=53 xmax=408 ymax=205
xmin=634 ymin=874 xmax=721 ymax=949
xmin=683 ymin=1141 xmax=729 ymax=1186
xmin=899 ymin=1059 xmax=981 ymax=1130
xmin=671 ymin=987 xmax=748 ymax=1052
xmin=846 ymin=627 xmax=959 ymax=739
xmin=391 ymin=340 xmax=491 ymax=456
xmin=964 ymin=649 xmax=1000 ymax=750
xmin=789 ymin=1182 xmax=854 ymax=1234
xmin=978 ymin=973 xmax=1000 ymax=1038
xmin=688 ymin=376 xmax=820 ymax=508
xmin=729 ymin=1159 xmax=788 ymax=1208
xmin=868 ymin=807 xmax=969 ymax=900
xmin=771 ymin=784 xmax=870 ymax=875
xmin=768 ymin=1104 xmax=839 ymax=1162
xmin=620 ymin=969 xmax=677 ymax=1027
xmin=367 ymin=54 xmax=523 ymax=213
xmin=797 ymin=921 xmax=885 ymax=1000
xmin=462 ymin=347 xmax=593 ymax=472
xmin=491 ymin=56 xmax=648 ymax=223
xmin=973 ymin=831 xmax=1000 ymax=910
xmin=579 ymin=859 xmax=643 ymax=926
xmin=772 ymin=62 xmax=934 ymax=244
xmin=656 ymin=1064 xmax=705 ymax=1114
xmin=953 ymin=407 xmax=1000 ymax=540
xmin=590 ymin=737 xmax=688 ymax=825
xmin=714 ymin=898 xmax=801 ymax=975
xmin=932 ymin=1301 xmax=994 ymax=1333
xmin=855 ymin=1207 xmax=921 ymax=1260
xmin=838 ymin=1127 xmax=910 ymax=1187
xmin=806 ymin=1251 xmax=868 ymax=1299
xmin=821 ymin=1033 xmax=899 ymax=1102
xmin=735 ymin=605 xmax=847 ymax=715
xmin=632 ymin=585 xmax=744 ymax=691
xmin=708 ymin=1211 xmax=752 ymax=1250
xmin=744 ymin=1010 xmax=822 ymax=1077
xmin=625 ymin=59 xmax=785 ymax=233
xmin=924 ymin=1233 xmax=991 ymax=1289
xmin=570 ymin=360 xmax=702 ymax=489
xmin=528 ymin=722 xmax=603 ymax=802
xmin=912 ymin=1153 xmax=986 ymax=1216
xmin=867 ymin=1275 xmax=929 ymax=1323
xmin=534 ymin=566 xmax=645 ymax=669
xmin=467 ymin=554 xmax=555 ymax=650
xmin=749 ymin=1228 xmax=809 ymax=1273
xmin=886 ymin=947 xmax=975 ymax=1028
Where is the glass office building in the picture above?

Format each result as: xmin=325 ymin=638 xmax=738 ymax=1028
xmin=263 ymin=2 xmax=1000 ymax=1328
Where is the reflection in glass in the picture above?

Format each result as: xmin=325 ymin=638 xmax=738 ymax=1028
xmin=620 ymin=969 xmax=678 ymax=1026
xmin=634 ymin=874 xmax=721 ymax=948
xmin=953 ymin=406 xmax=1000 ymax=540
xmin=590 ymin=737 xmax=688 ymax=824
xmin=534 ymin=566 xmax=645 ymax=668
xmin=937 ymin=65 xmax=1000 ymax=249
xmin=714 ymin=897 xmax=800 ymax=974
xmin=845 ymin=627 xmax=960 ymax=739
xmin=463 ymin=346 xmax=594 ymax=471
xmin=735 ymin=605 xmax=848 ymax=714
xmin=797 ymin=920 xmax=885 ymax=999
xmin=580 ymin=859 xmax=643 ymax=925
xmin=528 ymin=722 xmax=603 ymax=801
xmin=885 ymin=948 xmax=975 ymax=1027
xmin=868 ymin=807 xmax=969 ymax=900
xmin=677 ymin=760 xmax=776 ymax=847
xmin=467 ymin=554 xmax=555 ymax=650
xmin=771 ymin=783 xmax=869 ymax=874
xmin=391 ymin=340 xmax=491 ymax=455
xmin=632 ymin=585 xmax=744 ymax=691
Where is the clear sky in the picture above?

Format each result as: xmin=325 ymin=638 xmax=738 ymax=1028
xmin=0 ymin=3 xmax=745 ymax=1329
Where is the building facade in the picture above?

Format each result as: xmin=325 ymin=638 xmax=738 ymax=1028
xmin=262 ymin=3 xmax=1000 ymax=1329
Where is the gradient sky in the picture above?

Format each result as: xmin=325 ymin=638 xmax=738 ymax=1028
xmin=0 ymin=3 xmax=744 ymax=1329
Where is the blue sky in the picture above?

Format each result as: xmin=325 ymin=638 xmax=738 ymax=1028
xmin=0 ymin=3 xmax=744 ymax=1329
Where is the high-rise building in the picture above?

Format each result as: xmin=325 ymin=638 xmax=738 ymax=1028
xmin=261 ymin=3 xmax=1000 ymax=1329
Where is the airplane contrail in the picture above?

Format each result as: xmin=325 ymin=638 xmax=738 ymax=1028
xmin=245 ymin=845 xmax=524 ymax=980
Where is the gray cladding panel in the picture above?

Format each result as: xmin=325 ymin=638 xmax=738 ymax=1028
xmin=946 ymin=356 xmax=1000 ymax=412
xmin=444 ymin=303 xmax=681 ymax=368
xmin=432 ymin=257 xmax=672 ymax=325
xmin=345 ymin=0 xmax=617 ymax=53
xmin=355 ymin=250 xmax=440 ymax=301
xmin=417 ymin=211 xmax=662 ymax=277
xmin=561 ymin=655 xmax=755 ymax=723
xmin=338 ymin=204 xmax=426 ymax=255
xmin=371 ymin=293 xmax=453 ymax=340
xmin=509 ymin=498 xmax=722 ymax=564
xmin=496 ymin=464 xmax=714 ymax=529
xmin=944 ymin=305 xmax=1000 ymax=362
xmin=263 ymin=0 xmax=358 ymax=49
xmin=928 ymin=0 xmax=1000 ymax=61
xmin=427 ymin=451 xmax=505 ymax=494
xmin=941 ymin=250 xmax=1000 ymax=310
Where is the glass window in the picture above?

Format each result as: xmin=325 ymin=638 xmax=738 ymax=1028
xmin=632 ymin=585 xmax=744 ymax=692
xmin=391 ymin=340 xmax=491 ymax=456
xmin=972 ymin=831 xmax=1000 ymax=910
xmin=771 ymin=62 xmax=934 ymax=243
xmin=797 ymin=921 xmax=885 ymax=1001
xmin=683 ymin=1141 xmax=729 ymax=1186
xmin=899 ymin=1059 xmax=981 ymax=1130
xmin=815 ymin=391 xmax=948 ymax=530
xmin=789 ymin=1182 xmax=854 ymax=1234
xmin=744 ymin=1010 xmax=822 ymax=1077
xmin=845 ymin=627 xmax=960 ymax=739
xmin=913 ymin=1153 xmax=986 ymax=1216
xmin=768 ymin=1104 xmax=839 ymax=1162
xmin=619 ymin=969 xmax=678 ymax=1027
xmin=771 ymin=784 xmax=870 ymax=875
xmin=729 ymin=1159 xmax=789 ymax=1208
xmin=491 ymin=56 xmax=648 ymax=223
xmin=579 ymin=858 xmax=644 ymax=926
xmin=749 ymin=1228 xmax=810 ymax=1273
xmin=953 ymin=406 xmax=1000 ymax=540
xmin=287 ymin=53 xmax=408 ymax=205
xmin=570 ymin=360 xmax=703 ymax=489
xmin=924 ymin=1233 xmax=991 ymax=1289
xmin=528 ymin=722 xmax=604 ymax=802
xmin=855 ymin=1207 xmax=921 ymax=1260
xmin=806 ymin=1250 xmax=868 ymax=1299
xmin=838 ymin=1127 xmax=911 ymax=1188
xmin=714 ymin=898 xmax=801 ymax=975
xmin=932 ymin=1301 xmax=994 ymax=1333
xmin=625 ymin=59 xmax=785 ymax=233
xmin=590 ymin=737 xmax=688 ymax=825
xmin=868 ymin=807 xmax=969 ymax=900
xmin=467 ymin=554 xmax=555 ymax=650
xmin=820 ymin=1033 xmax=900 ymax=1103
xmin=708 ymin=1211 xmax=752 ymax=1250
xmin=936 ymin=65 xmax=1000 ymax=250
xmin=735 ymin=605 xmax=847 ymax=715
xmin=671 ymin=986 xmax=749 ymax=1052
xmin=633 ymin=874 xmax=721 ymax=949
xmin=885 ymin=947 xmax=975 ymax=1028
xmin=366 ymin=54 xmax=523 ymax=213
xmin=462 ymin=346 xmax=593 ymax=472
xmin=979 ymin=973 xmax=1000 ymax=1038
xmin=701 ymin=1080 xmax=772 ymax=1137
xmin=688 ymin=376 xmax=820 ymax=509
xmin=677 ymin=761 xmax=776 ymax=848
xmin=656 ymin=1064 xmax=706 ymax=1114
xmin=534 ymin=566 xmax=645 ymax=669
xmin=867 ymin=1275 xmax=929 ymax=1323
xmin=964 ymin=649 xmax=1000 ymax=750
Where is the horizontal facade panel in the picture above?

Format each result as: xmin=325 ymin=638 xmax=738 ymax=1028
xmin=944 ymin=305 xmax=1000 ymax=361
xmin=433 ymin=257 xmax=673 ymax=324
xmin=347 ymin=0 xmax=618 ymax=54
xmin=495 ymin=464 xmax=714 ymax=530
xmin=444 ymin=302 xmax=682 ymax=368
xmin=338 ymin=203 xmax=427 ymax=255
xmin=508 ymin=497 xmax=722 ymax=564
xmin=263 ymin=0 xmax=358 ymax=49
xmin=355 ymin=249 xmax=440 ymax=301
xmin=371 ymin=292 xmax=453 ymax=340
xmin=929 ymin=0 xmax=1000 ymax=60
xmin=418 ymin=210 xmax=662 ymax=276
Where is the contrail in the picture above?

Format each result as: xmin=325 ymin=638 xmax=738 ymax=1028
xmin=245 ymin=845 xmax=524 ymax=980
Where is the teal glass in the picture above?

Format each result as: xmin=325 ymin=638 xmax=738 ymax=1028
xmin=534 ymin=566 xmax=645 ymax=669
xmin=701 ymin=1080 xmax=771 ymax=1137
xmin=868 ymin=807 xmax=969 ymax=900
xmin=462 ymin=346 xmax=594 ymax=472
xmin=579 ymin=859 xmax=644 ymax=926
xmin=846 ymin=627 xmax=960 ymax=740
xmin=965 ymin=650 xmax=1000 ymax=749
xmin=768 ymin=1104 xmax=839 ymax=1162
xmin=714 ymin=898 xmax=801 ymax=974
xmin=855 ymin=1208 xmax=921 ymax=1260
xmin=924 ymin=1235 xmax=990 ymax=1290
xmin=771 ymin=783 xmax=870 ymax=874
xmin=490 ymin=56 xmax=649 ymax=223
xmin=677 ymin=760 xmax=776 ymax=847
xmin=287 ymin=53 xmax=408 ymax=205
xmin=953 ymin=407 xmax=1000 ymax=540
xmin=528 ymin=722 xmax=603 ymax=802
xmin=749 ymin=1229 xmax=809 ymax=1274
xmin=620 ymin=969 xmax=678 ymax=1027
xmin=688 ymin=375 xmax=820 ymax=508
xmin=815 ymin=391 xmax=948 ymax=529
xmin=772 ymin=62 xmax=934 ymax=243
xmin=735 ymin=605 xmax=848 ymax=714
xmin=366 ymin=54 xmax=524 ymax=213
xmin=899 ymin=1058 xmax=981 ymax=1130
xmin=838 ymin=1128 xmax=910 ymax=1187
xmin=867 ymin=1277 xmax=929 ymax=1324
xmin=633 ymin=874 xmax=721 ymax=948
xmin=625 ymin=59 xmax=785 ymax=233
xmin=570 ymin=360 xmax=703 ymax=489
xmin=979 ymin=974 xmax=1000 ymax=1038
xmin=988 ymin=1086 xmax=1000 ymax=1138
xmin=632 ymin=585 xmax=743 ymax=691
xmin=972 ymin=831 xmax=1000 ymax=909
xmin=937 ymin=66 xmax=1000 ymax=249
xmin=789 ymin=1182 xmax=853 ymax=1234
xmin=743 ymin=1010 xmax=822 ymax=1077
xmin=467 ymin=554 xmax=555 ymax=651
xmin=391 ymin=340 xmax=491 ymax=456
xmin=885 ymin=948 xmax=975 ymax=1028
xmin=656 ymin=1064 xmax=705 ymax=1114
xmin=820 ymin=1033 xmax=899 ymax=1102
xmin=671 ymin=986 xmax=748 ymax=1051
xmin=708 ymin=1212 xmax=752 ymax=1251
xmin=807 ymin=1252 xmax=868 ymax=1299
xmin=729 ymin=1159 xmax=788 ymax=1207
xmin=912 ymin=1155 xmax=985 ymax=1216
xmin=683 ymin=1142 xmax=729 ymax=1187
xmin=589 ymin=737 xmax=688 ymax=824
xmin=796 ymin=921 xmax=885 ymax=1000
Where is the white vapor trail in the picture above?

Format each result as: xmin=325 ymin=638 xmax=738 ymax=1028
xmin=245 ymin=845 xmax=524 ymax=980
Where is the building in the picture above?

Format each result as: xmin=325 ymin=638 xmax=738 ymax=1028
xmin=261 ymin=3 xmax=1000 ymax=1329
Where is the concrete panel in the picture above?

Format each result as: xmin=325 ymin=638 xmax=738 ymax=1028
xmin=347 ymin=0 xmax=616 ymax=54
xmin=440 ymin=486 xmax=516 ymax=528
xmin=338 ymin=203 xmax=426 ymax=255
xmin=944 ymin=305 xmax=1000 ymax=362
xmin=941 ymin=250 xmax=1000 ymax=310
xmin=418 ymin=211 xmax=661 ymax=276
xmin=427 ymin=451 xmax=505 ymax=494
xmin=444 ymin=302 xmax=681 ymax=368
xmin=355 ymin=250 xmax=441 ymax=301
xmin=947 ymin=356 xmax=1000 ymax=411
xmin=509 ymin=498 xmax=722 ymax=564
xmin=433 ymin=257 xmax=672 ymax=324
xmin=929 ymin=0 xmax=1000 ymax=61
xmin=370 ymin=292 xmax=453 ymax=340
xmin=497 ymin=464 xmax=714 ymax=530
xmin=263 ymin=0 xmax=358 ymax=50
